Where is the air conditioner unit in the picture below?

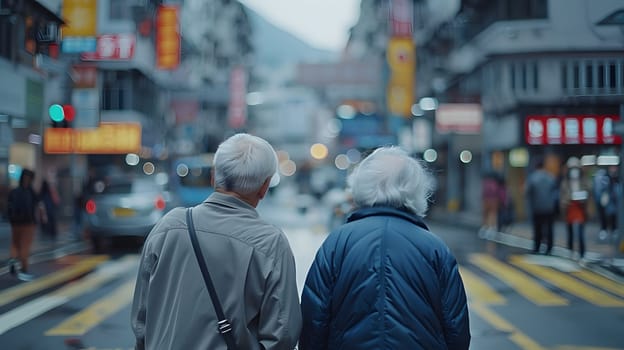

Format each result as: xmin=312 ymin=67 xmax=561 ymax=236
xmin=37 ymin=23 xmax=59 ymax=43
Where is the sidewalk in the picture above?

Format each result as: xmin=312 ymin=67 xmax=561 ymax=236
xmin=428 ymin=207 xmax=624 ymax=280
xmin=0 ymin=219 xmax=89 ymax=275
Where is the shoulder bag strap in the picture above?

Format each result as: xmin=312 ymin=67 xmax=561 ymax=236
xmin=186 ymin=208 xmax=238 ymax=350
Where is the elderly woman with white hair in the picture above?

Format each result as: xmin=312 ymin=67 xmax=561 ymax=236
xmin=300 ymin=146 xmax=471 ymax=350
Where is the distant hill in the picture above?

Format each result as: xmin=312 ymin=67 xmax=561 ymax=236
xmin=244 ymin=6 xmax=338 ymax=67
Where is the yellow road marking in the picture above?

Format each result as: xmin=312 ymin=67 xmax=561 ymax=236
xmin=46 ymin=279 xmax=135 ymax=336
xmin=470 ymin=302 xmax=546 ymax=350
xmin=509 ymin=256 xmax=624 ymax=307
xmin=554 ymin=346 xmax=624 ymax=350
xmin=459 ymin=267 xmax=506 ymax=305
xmin=0 ymin=255 xmax=109 ymax=307
xmin=469 ymin=254 xmax=568 ymax=306
xmin=571 ymin=269 xmax=624 ymax=298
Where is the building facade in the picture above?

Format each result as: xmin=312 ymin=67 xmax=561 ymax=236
xmin=418 ymin=0 xmax=624 ymax=219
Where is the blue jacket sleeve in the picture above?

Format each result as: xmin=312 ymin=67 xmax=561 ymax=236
xmin=299 ymin=241 xmax=334 ymax=350
xmin=440 ymin=252 xmax=471 ymax=350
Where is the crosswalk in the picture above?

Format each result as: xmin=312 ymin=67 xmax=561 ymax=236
xmin=464 ymin=253 xmax=624 ymax=307
xmin=0 ymin=252 xmax=621 ymax=342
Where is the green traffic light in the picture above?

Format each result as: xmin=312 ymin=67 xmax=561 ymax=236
xmin=49 ymin=104 xmax=64 ymax=122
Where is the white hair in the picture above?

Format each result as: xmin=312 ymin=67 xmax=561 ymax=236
xmin=213 ymin=133 xmax=278 ymax=195
xmin=347 ymin=146 xmax=435 ymax=217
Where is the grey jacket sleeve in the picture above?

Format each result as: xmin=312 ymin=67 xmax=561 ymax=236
xmin=257 ymin=234 xmax=302 ymax=350
xmin=131 ymin=239 xmax=158 ymax=350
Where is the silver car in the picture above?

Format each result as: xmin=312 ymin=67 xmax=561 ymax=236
xmin=84 ymin=176 xmax=177 ymax=250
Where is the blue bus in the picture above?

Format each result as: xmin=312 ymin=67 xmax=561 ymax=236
xmin=172 ymin=153 xmax=215 ymax=206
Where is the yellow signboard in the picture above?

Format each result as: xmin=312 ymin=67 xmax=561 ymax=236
xmin=44 ymin=123 xmax=141 ymax=154
xmin=386 ymin=37 xmax=415 ymax=117
xmin=62 ymin=0 xmax=97 ymax=38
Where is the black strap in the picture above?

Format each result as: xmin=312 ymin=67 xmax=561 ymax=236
xmin=186 ymin=208 xmax=238 ymax=350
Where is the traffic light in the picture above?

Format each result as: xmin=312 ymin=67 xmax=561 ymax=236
xmin=48 ymin=104 xmax=75 ymax=127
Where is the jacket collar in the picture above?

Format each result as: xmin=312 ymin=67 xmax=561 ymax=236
xmin=203 ymin=191 xmax=259 ymax=218
xmin=347 ymin=206 xmax=429 ymax=231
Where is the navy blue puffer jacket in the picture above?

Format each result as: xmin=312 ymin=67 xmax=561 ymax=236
xmin=300 ymin=206 xmax=470 ymax=350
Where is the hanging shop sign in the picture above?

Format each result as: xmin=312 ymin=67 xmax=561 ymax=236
xmin=80 ymin=34 xmax=135 ymax=61
xmin=44 ymin=123 xmax=141 ymax=154
xmin=386 ymin=37 xmax=415 ymax=118
xmin=156 ymin=5 xmax=181 ymax=70
xmin=525 ymin=115 xmax=621 ymax=145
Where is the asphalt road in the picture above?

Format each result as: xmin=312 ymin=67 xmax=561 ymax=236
xmin=0 ymin=197 xmax=621 ymax=350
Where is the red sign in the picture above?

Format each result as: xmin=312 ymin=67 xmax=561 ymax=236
xmin=80 ymin=34 xmax=135 ymax=60
xmin=156 ymin=5 xmax=180 ymax=70
xmin=525 ymin=115 xmax=621 ymax=145
xmin=389 ymin=0 xmax=413 ymax=38
xmin=71 ymin=64 xmax=97 ymax=88
xmin=171 ymin=99 xmax=199 ymax=124
xmin=228 ymin=66 xmax=247 ymax=129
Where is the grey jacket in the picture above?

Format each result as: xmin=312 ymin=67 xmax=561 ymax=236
xmin=131 ymin=192 xmax=302 ymax=350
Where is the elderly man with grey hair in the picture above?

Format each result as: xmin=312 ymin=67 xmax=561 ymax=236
xmin=132 ymin=133 xmax=302 ymax=350
xmin=300 ymin=146 xmax=471 ymax=350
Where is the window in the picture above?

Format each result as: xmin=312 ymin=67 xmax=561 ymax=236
xmin=102 ymin=71 xmax=126 ymax=110
xmin=110 ymin=0 xmax=132 ymax=20
xmin=608 ymin=62 xmax=616 ymax=89
xmin=573 ymin=63 xmax=580 ymax=89
xmin=585 ymin=62 xmax=593 ymax=89
xmin=521 ymin=63 xmax=528 ymax=91
xmin=532 ymin=62 xmax=539 ymax=90
xmin=510 ymin=63 xmax=516 ymax=90
xmin=561 ymin=63 xmax=568 ymax=89
xmin=0 ymin=18 xmax=13 ymax=59
xmin=598 ymin=63 xmax=605 ymax=88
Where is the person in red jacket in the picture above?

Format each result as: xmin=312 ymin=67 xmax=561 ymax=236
xmin=559 ymin=157 xmax=589 ymax=260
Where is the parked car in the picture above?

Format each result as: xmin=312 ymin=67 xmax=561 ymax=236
xmin=84 ymin=175 xmax=177 ymax=251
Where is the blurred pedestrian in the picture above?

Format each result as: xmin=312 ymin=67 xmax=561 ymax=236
xmin=559 ymin=157 xmax=589 ymax=259
xmin=131 ymin=133 xmax=301 ymax=350
xmin=6 ymin=169 xmax=42 ymax=281
xmin=592 ymin=165 xmax=620 ymax=240
xmin=525 ymin=157 xmax=558 ymax=254
xmin=496 ymin=175 xmax=513 ymax=232
xmin=39 ymin=179 xmax=60 ymax=242
xmin=300 ymin=146 xmax=471 ymax=350
xmin=482 ymin=171 xmax=501 ymax=231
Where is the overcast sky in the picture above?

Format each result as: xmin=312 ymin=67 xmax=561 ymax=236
xmin=240 ymin=0 xmax=361 ymax=52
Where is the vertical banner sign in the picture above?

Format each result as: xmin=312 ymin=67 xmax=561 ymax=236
xmin=386 ymin=38 xmax=415 ymax=117
xmin=156 ymin=5 xmax=181 ymax=70
xmin=228 ymin=66 xmax=247 ymax=129
xmin=61 ymin=0 xmax=97 ymax=53
xmin=387 ymin=0 xmax=415 ymax=118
